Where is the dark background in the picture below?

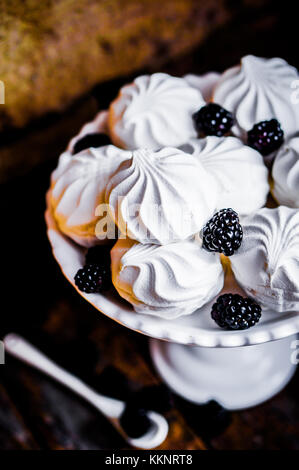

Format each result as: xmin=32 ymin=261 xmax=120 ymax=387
xmin=1 ymin=0 xmax=299 ymax=450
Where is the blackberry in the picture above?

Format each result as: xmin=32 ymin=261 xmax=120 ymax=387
xmin=74 ymin=263 xmax=111 ymax=293
xmin=202 ymin=208 xmax=243 ymax=257
xmin=247 ymin=119 xmax=284 ymax=156
xmin=193 ymin=103 xmax=234 ymax=137
xmin=211 ymin=293 xmax=262 ymax=330
xmin=120 ymin=403 xmax=151 ymax=438
xmin=73 ymin=133 xmax=111 ymax=155
xmin=85 ymin=245 xmax=111 ymax=265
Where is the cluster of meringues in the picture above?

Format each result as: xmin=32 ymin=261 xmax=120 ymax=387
xmin=50 ymin=56 xmax=299 ymax=319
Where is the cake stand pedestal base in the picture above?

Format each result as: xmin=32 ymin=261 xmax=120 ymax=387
xmin=150 ymin=335 xmax=298 ymax=410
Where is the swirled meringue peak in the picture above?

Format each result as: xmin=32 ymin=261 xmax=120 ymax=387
xmin=111 ymin=237 xmax=224 ymax=319
xmin=184 ymin=72 xmax=220 ymax=101
xmin=213 ymin=55 xmax=299 ymax=140
xmin=272 ymin=137 xmax=299 ymax=208
xmin=108 ymin=73 xmax=204 ymax=150
xmin=230 ymin=207 xmax=299 ymax=312
xmin=50 ymin=145 xmax=131 ymax=247
xmin=179 ymin=136 xmax=269 ymax=215
xmin=105 ymin=147 xmax=218 ymax=244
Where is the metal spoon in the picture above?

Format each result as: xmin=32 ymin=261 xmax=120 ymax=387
xmin=4 ymin=333 xmax=168 ymax=449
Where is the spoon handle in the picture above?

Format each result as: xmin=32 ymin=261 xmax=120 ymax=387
xmin=4 ymin=333 xmax=124 ymax=418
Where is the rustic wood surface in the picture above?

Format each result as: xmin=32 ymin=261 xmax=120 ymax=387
xmin=0 ymin=159 xmax=299 ymax=450
xmin=1 ymin=3 xmax=299 ymax=448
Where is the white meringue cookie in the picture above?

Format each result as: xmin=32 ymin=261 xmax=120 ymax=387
xmin=230 ymin=207 xmax=299 ymax=312
xmin=272 ymin=137 xmax=299 ymax=208
xmin=50 ymin=145 xmax=131 ymax=247
xmin=108 ymin=73 xmax=204 ymax=150
xmin=106 ymin=147 xmax=219 ymax=244
xmin=213 ymin=55 xmax=299 ymax=140
xmin=111 ymin=237 xmax=224 ymax=319
xmin=179 ymin=136 xmax=269 ymax=215
xmin=184 ymin=72 xmax=220 ymax=101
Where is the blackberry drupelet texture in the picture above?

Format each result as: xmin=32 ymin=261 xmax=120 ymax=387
xmin=211 ymin=293 xmax=262 ymax=330
xmin=73 ymin=133 xmax=111 ymax=154
xmin=193 ymin=103 xmax=234 ymax=137
xmin=202 ymin=208 xmax=243 ymax=257
xmin=74 ymin=263 xmax=111 ymax=293
xmin=247 ymin=119 xmax=284 ymax=156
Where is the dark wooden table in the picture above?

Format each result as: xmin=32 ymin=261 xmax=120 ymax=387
xmin=1 ymin=3 xmax=299 ymax=449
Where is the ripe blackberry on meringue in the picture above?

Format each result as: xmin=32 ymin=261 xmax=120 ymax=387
xmin=111 ymin=238 xmax=224 ymax=319
xmin=230 ymin=207 xmax=299 ymax=312
xmin=75 ymin=264 xmax=111 ymax=294
xmin=108 ymin=73 xmax=205 ymax=150
xmin=211 ymin=293 xmax=262 ymax=330
xmin=193 ymin=103 xmax=234 ymax=137
xmin=202 ymin=208 xmax=243 ymax=257
xmin=247 ymin=119 xmax=284 ymax=156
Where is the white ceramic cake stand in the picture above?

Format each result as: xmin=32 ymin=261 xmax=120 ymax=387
xmin=45 ymin=204 xmax=299 ymax=410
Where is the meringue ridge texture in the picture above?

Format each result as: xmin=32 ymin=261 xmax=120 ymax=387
xmin=50 ymin=145 xmax=131 ymax=247
xmin=213 ymin=55 xmax=299 ymax=141
xmin=105 ymin=147 xmax=219 ymax=245
xmin=272 ymin=136 xmax=299 ymax=208
xmin=230 ymin=207 xmax=299 ymax=313
xmin=108 ymin=73 xmax=204 ymax=150
xmin=111 ymin=237 xmax=224 ymax=319
xmin=179 ymin=136 xmax=269 ymax=215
